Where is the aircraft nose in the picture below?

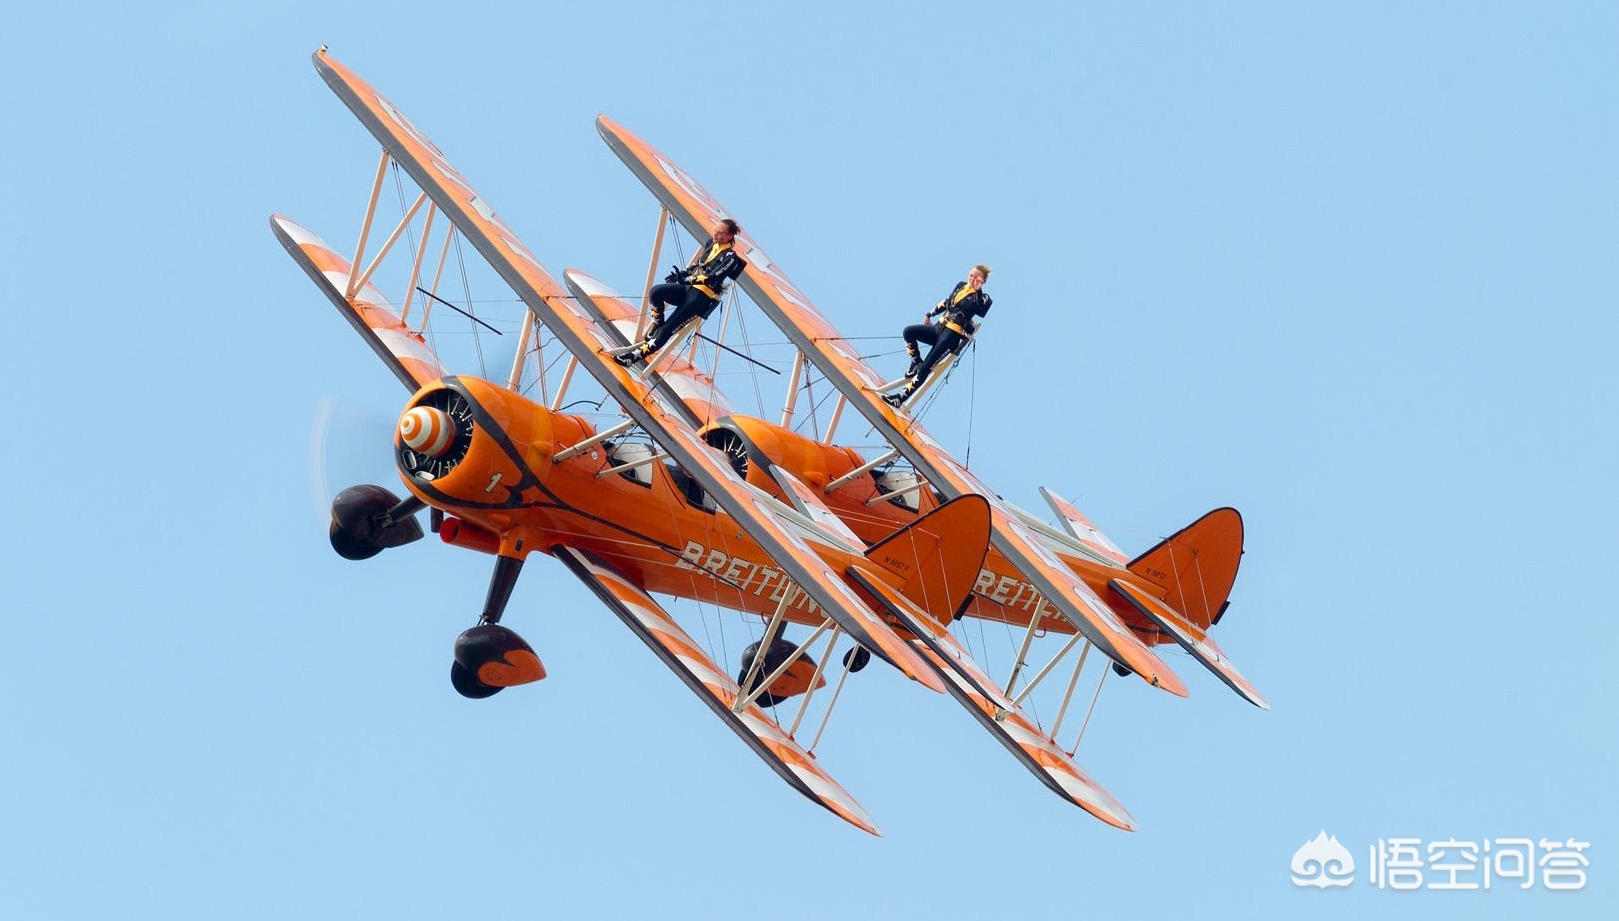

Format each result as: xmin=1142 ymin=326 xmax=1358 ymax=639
xmin=399 ymin=405 xmax=457 ymax=457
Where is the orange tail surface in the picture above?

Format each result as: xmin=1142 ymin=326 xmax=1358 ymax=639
xmin=1127 ymin=507 xmax=1244 ymax=630
xmin=863 ymin=494 xmax=992 ymax=625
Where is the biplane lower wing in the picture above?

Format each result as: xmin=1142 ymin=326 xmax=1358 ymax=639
xmin=849 ymin=568 xmax=1136 ymax=830
xmin=846 ymin=564 xmax=1134 ymax=828
xmin=311 ymin=50 xmax=942 ymax=695
xmin=1109 ymin=578 xmax=1269 ymax=710
xmin=555 ymin=546 xmax=880 ymax=835
xmin=594 ymin=115 xmax=1186 ymax=698
xmin=915 ymin=635 xmax=1137 ymax=830
xmin=270 ymin=215 xmax=443 ymax=391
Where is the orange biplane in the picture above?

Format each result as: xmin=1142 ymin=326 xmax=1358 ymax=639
xmin=274 ymin=50 xmax=1266 ymax=835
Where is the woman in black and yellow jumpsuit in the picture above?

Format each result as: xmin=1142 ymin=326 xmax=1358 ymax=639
xmin=885 ymin=264 xmax=992 ymax=406
xmin=618 ymin=219 xmax=747 ymax=365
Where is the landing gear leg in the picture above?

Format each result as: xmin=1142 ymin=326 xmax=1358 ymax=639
xmin=450 ymin=553 xmax=546 ymax=699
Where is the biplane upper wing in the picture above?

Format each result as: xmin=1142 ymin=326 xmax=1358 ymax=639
xmin=312 ymin=51 xmax=942 ymax=694
xmin=596 ymin=116 xmax=1187 ymax=697
xmin=270 ymin=215 xmax=444 ymax=391
xmin=555 ymin=545 xmax=880 ymax=834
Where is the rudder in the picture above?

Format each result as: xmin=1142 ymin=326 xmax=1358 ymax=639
xmin=1127 ymin=507 xmax=1244 ymax=630
xmin=864 ymin=494 xmax=992 ymax=625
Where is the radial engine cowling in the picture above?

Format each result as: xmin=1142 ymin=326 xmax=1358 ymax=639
xmin=393 ymin=377 xmax=587 ymax=511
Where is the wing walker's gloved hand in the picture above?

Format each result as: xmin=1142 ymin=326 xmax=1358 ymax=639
xmin=664 ymin=265 xmax=688 ymax=283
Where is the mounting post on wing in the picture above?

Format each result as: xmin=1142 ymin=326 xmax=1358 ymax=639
xmin=415 ymin=230 xmax=457 ymax=333
xmin=596 ymin=448 xmax=668 ymax=478
xmin=637 ymin=207 xmax=670 ymax=341
xmin=345 ymin=151 xmax=390 ymax=300
xmin=786 ymin=624 xmax=842 ymax=739
xmin=736 ymin=617 xmax=834 ymax=713
xmin=1004 ymin=598 xmax=1047 ymax=697
xmin=552 ymin=418 xmax=637 ymax=463
xmin=705 ymin=289 xmax=735 ymax=382
xmin=352 ymin=191 xmax=429 ymax=297
xmin=733 ymin=589 xmax=793 ymax=713
xmin=821 ymin=393 xmax=848 ymax=446
xmin=1067 ymin=666 xmax=1109 ymax=756
xmin=1047 ymin=640 xmax=1093 ymax=742
xmin=1010 ymin=631 xmax=1087 ymax=710
xmin=823 ymin=448 xmax=900 ymax=494
xmin=781 ymin=352 xmax=806 ymax=427
xmin=506 ymin=311 xmax=536 ymax=392
xmin=549 ymin=356 xmax=579 ymax=411
xmin=398 ymin=203 xmax=439 ymax=322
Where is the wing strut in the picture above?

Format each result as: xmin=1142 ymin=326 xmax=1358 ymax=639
xmin=823 ymin=449 xmax=900 ymax=494
xmin=736 ymin=616 xmax=835 ymax=713
xmin=636 ymin=208 xmax=670 ymax=341
xmin=345 ymin=151 xmax=390 ymax=299
xmin=784 ymin=625 xmax=842 ymax=740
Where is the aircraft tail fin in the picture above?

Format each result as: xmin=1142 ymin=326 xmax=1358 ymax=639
xmin=862 ymin=495 xmax=991 ymax=625
xmin=1126 ymin=507 xmax=1244 ymax=630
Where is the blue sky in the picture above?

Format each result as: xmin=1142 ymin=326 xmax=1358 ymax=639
xmin=3 ymin=2 xmax=1614 ymax=918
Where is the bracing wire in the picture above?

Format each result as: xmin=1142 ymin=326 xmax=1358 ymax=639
xmin=965 ymin=339 xmax=977 ymax=470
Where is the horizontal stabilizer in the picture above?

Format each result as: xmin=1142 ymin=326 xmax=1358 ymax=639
xmin=556 ymin=545 xmax=881 ymax=834
xmin=1038 ymin=487 xmax=1128 ymax=566
xmin=1108 ymin=578 xmax=1268 ymax=710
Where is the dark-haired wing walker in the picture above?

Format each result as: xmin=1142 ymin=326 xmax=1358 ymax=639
xmin=615 ymin=219 xmax=747 ymax=367
xmin=883 ymin=264 xmax=992 ymax=407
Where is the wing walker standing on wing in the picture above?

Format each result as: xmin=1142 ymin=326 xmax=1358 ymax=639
xmin=617 ymin=218 xmax=746 ymax=367
xmin=885 ymin=263 xmax=993 ymax=408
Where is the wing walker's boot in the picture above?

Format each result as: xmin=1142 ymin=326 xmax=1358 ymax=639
xmin=904 ymin=344 xmax=922 ymax=378
xmin=883 ymin=387 xmax=911 ymax=408
xmin=615 ymin=342 xmax=655 ymax=366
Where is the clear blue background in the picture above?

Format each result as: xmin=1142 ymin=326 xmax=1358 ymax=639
xmin=2 ymin=2 xmax=1613 ymax=918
